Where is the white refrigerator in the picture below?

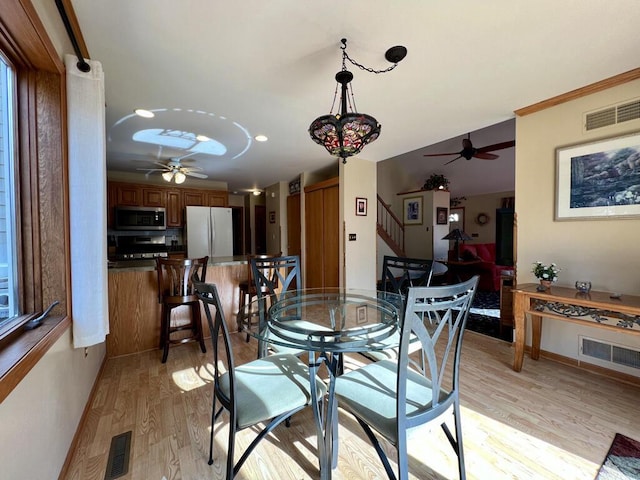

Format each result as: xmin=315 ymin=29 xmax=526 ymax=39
xmin=185 ymin=206 xmax=233 ymax=258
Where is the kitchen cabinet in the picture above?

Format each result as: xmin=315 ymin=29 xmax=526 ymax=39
xmin=142 ymin=187 xmax=165 ymax=207
xmin=207 ymin=191 xmax=228 ymax=207
xmin=116 ymin=183 xmax=141 ymax=206
xmin=182 ymin=189 xmax=206 ymax=206
xmin=107 ymin=181 xmax=229 ymax=227
xmin=305 ymin=177 xmax=339 ymax=289
xmin=166 ymin=189 xmax=182 ymax=227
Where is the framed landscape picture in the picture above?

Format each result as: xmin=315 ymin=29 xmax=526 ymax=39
xmin=556 ymin=132 xmax=640 ymax=220
xmin=403 ymin=196 xmax=423 ymax=225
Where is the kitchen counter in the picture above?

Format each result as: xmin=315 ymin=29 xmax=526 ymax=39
xmin=107 ymin=255 xmax=251 ymax=358
xmin=107 ymin=255 xmax=251 ymax=272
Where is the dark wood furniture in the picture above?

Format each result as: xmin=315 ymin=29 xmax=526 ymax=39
xmin=512 ymin=283 xmax=640 ymax=372
xmin=155 ymin=256 xmax=208 ymax=363
xmin=500 ymin=271 xmax=514 ymax=336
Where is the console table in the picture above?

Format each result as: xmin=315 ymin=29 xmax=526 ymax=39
xmin=512 ymin=283 xmax=640 ymax=372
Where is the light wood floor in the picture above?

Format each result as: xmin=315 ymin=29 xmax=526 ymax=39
xmin=62 ymin=331 xmax=640 ymax=480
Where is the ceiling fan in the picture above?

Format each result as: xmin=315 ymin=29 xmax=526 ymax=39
xmin=137 ymin=156 xmax=208 ymax=184
xmin=423 ymin=133 xmax=515 ymax=165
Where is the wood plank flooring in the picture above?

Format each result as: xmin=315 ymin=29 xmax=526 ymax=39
xmin=61 ymin=331 xmax=640 ymax=480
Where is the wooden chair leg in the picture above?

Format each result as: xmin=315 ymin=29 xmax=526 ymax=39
xmin=161 ymin=307 xmax=171 ymax=363
xmin=193 ymin=303 xmax=206 ymax=354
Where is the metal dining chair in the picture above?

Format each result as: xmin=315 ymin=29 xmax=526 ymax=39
xmin=335 ymin=276 xmax=479 ymax=480
xmin=362 ymin=255 xmax=434 ymax=363
xmin=380 ymin=255 xmax=434 ymax=294
xmin=251 ymin=254 xmax=303 ymax=358
xmin=195 ymin=282 xmax=326 ymax=480
xmin=236 ymin=252 xmax=281 ymax=341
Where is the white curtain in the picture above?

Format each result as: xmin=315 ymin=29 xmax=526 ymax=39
xmin=65 ymin=54 xmax=109 ymax=348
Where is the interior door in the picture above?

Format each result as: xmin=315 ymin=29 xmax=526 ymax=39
xmin=255 ymin=205 xmax=266 ymax=254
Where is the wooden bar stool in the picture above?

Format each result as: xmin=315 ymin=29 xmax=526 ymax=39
xmin=155 ymin=256 xmax=208 ymax=363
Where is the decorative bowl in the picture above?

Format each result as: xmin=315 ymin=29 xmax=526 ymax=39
xmin=575 ymin=280 xmax=592 ymax=293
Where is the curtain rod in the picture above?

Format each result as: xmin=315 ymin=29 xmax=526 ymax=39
xmin=55 ymin=0 xmax=91 ymax=73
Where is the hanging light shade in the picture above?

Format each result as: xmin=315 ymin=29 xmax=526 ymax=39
xmin=309 ymin=39 xmax=406 ymax=164
xmin=309 ymin=71 xmax=381 ymax=164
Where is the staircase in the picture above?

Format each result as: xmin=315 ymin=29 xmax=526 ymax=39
xmin=376 ymin=195 xmax=405 ymax=256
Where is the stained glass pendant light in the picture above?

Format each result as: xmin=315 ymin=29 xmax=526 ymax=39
xmin=309 ymin=39 xmax=407 ymax=163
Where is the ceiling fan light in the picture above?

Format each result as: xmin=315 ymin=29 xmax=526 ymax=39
xmin=162 ymin=171 xmax=174 ymax=182
xmin=174 ymin=171 xmax=186 ymax=184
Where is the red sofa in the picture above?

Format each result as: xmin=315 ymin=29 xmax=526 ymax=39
xmin=457 ymin=243 xmax=511 ymax=291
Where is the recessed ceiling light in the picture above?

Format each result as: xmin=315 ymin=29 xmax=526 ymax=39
xmin=254 ymin=134 xmax=268 ymax=142
xmin=196 ymin=134 xmax=210 ymax=142
xmin=134 ymin=108 xmax=155 ymax=118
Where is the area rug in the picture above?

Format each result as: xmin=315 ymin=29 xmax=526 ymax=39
xmin=466 ymin=290 xmax=512 ymax=342
xmin=596 ymin=433 xmax=640 ymax=480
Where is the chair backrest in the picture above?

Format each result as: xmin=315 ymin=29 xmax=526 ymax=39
xmin=381 ymin=255 xmax=434 ymax=295
xmin=195 ymin=282 xmax=235 ymax=410
xmin=251 ymin=255 xmax=301 ymax=300
xmin=245 ymin=252 xmax=282 ymax=290
xmin=155 ymin=256 xmax=208 ymax=304
xmin=397 ymin=276 xmax=478 ymax=424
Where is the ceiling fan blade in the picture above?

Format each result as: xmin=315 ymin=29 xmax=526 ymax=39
xmin=443 ymin=155 xmax=463 ymax=165
xmin=423 ymin=152 xmax=460 ymax=157
xmin=152 ymin=161 xmax=171 ymax=169
xmin=474 ymin=152 xmax=499 ymax=160
xmin=185 ymin=171 xmax=208 ymax=179
xmin=136 ymin=168 xmax=165 ymax=172
xmin=476 ymin=140 xmax=515 ymax=153
xmin=181 ymin=165 xmax=203 ymax=172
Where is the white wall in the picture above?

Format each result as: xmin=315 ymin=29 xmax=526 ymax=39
xmin=0 ymin=330 xmax=104 ymax=479
xmin=516 ymin=77 xmax=640 ymax=366
xmin=341 ymin=157 xmax=377 ymax=290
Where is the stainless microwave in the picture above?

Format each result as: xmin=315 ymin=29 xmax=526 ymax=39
xmin=114 ymin=206 xmax=166 ymax=230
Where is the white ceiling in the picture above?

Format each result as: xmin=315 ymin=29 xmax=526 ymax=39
xmin=69 ymin=0 xmax=640 ymax=196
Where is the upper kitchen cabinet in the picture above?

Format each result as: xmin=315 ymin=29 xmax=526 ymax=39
xmin=107 ymin=181 xmax=229 ymax=228
xmin=142 ymin=187 xmax=166 ymax=207
xmin=166 ymin=189 xmax=182 ymax=227
xmin=182 ymin=189 xmax=205 ymax=206
xmin=207 ymin=191 xmax=228 ymax=207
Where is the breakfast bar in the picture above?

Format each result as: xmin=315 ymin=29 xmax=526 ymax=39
xmin=512 ymin=283 xmax=640 ymax=372
xmin=107 ymin=256 xmax=249 ymax=357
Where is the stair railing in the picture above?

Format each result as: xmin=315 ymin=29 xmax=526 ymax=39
xmin=376 ymin=194 xmax=405 ymax=257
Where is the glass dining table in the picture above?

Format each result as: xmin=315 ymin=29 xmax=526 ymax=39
xmin=239 ymin=287 xmax=404 ymax=480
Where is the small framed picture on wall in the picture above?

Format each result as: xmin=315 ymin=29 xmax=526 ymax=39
xmin=356 ymin=197 xmax=367 ymax=216
xmin=436 ymin=207 xmax=448 ymax=225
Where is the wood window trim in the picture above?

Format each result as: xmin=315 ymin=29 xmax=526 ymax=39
xmin=0 ymin=0 xmax=73 ymax=402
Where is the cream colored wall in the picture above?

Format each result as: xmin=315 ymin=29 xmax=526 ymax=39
xmin=0 ymin=331 xmax=105 ymax=479
xmin=0 ymin=2 xmax=108 ymax=479
xmin=341 ymin=157 xmax=377 ymax=290
xmin=457 ymin=191 xmax=515 ymax=243
xmin=376 ymin=158 xmax=411 ymax=218
xmin=516 ymin=78 xmax=640 ymax=365
xmin=399 ymin=190 xmax=450 ymax=259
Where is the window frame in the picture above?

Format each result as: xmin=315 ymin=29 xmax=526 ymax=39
xmin=0 ymin=0 xmax=73 ymax=403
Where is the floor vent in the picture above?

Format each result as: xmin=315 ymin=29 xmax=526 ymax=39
xmin=585 ymin=98 xmax=640 ymax=131
xmin=580 ymin=336 xmax=640 ymax=370
xmin=104 ymin=431 xmax=132 ymax=480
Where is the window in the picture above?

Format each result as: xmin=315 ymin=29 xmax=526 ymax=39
xmin=0 ymin=56 xmax=18 ymax=326
xmin=0 ymin=0 xmax=72 ymax=402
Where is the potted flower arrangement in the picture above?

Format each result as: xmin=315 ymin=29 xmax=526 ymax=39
xmin=531 ymin=261 xmax=560 ymax=291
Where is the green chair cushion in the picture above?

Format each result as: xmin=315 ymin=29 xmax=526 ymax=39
xmin=220 ymin=353 xmax=327 ymax=429
xmin=335 ymin=359 xmax=442 ymax=444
